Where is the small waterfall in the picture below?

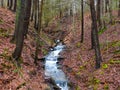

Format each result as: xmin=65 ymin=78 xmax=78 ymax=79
xmin=44 ymin=40 xmax=69 ymax=90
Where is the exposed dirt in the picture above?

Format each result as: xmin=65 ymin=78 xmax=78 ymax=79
xmin=61 ymin=12 xmax=120 ymax=90
xmin=0 ymin=8 xmax=49 ymax=90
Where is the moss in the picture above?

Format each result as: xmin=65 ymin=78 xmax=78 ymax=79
xmin=0 ymin=48 xmax=12 ymax=61
xmin=76 ymin=86 xmax=81 ymax=90
xmin=44 ymin=86 xmax=51 ymax=90
xmin=0 ymin=19 xmax=4 ymax=24
xmin=104 ymin=84 xmax=109 ymax=90
xmin=113 ymin=50 xmax=120 ymax=54
xmin=109 ymin=59 xmax=120 ymax=64
xmin=102 ymin=41 xmax=120 ymax=51
xmin=93 ymin=84 xmax=98 ymax=90
xmin=13 ymin=65 xmax=23 ymax=77
xmin=76 ymin=42 xmax=81 ymax=48
xmin=0 ymin=28 xmax=10 ymax=38
xmin=99 ymin=70 xmax=104 ymax=75
xmin=76 ymin=72 xmax=81 ymax=76
xmin=79 ymin=66 xmax=85 ymax=71
xmin=1 ymin=63 xmax=12 ymax=70
xmin=102 ymin=64 xmax=108 ymax=69
xmin=42 ymin=48 xmax=48 ymax=55
xmin=98 ymin=26 xmax=107 ymax=35
xmin=88 ymin=77 xmax=100 ymax=85
xmin=111 ymin=41 xmax=120 ymax=47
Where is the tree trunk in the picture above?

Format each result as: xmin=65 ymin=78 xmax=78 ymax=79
xmin=81 ymin=0 xmax=84 ymax=43
xmin=33 ymin=0 xmax=39 ymax=29
xmin=108 ymin=0 xmax=113 ymax=24
xmin=30 ymin=0 xmax=34 ymax=21
xmin=9 ymin=0 xmax=13 ymax=10
xmin=34 ymin=0 xmax=44 ymax=64
xmin=24 ymin=0 xmax=32 ymax=37
xmin=7 ymin=0 xmax=10 ymax=7
xmin=1 ymin=0 xmax=4 ymax=7
xmin=12 ymin=0 xmax=25 ymax=60
xmin=90 ymin=0 xmax=102 ymax=69
xmin=105 ymin=0 xmax=109 ymax=13
xmin=13 ymin=0 xmax=17 ymax=12
xmin=91 ymin=22 xmax=95 ymax=49
xmin=118 ymin=0 xmax=120 ymax=17
xmin=97 ymin=0 xmax=102 ymax=29
xmin=12 ymin=0 xmax=31 ymax=62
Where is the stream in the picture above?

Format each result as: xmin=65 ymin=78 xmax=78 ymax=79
xmin=44 ymin=40 xmax=69 ymax=90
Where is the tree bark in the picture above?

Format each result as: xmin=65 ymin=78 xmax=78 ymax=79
xmin=97 ymin=0 xmax=102 ymax=29
xmin=12 ymin=0 xmax=25 ymax=60
xmin=105 ymin=0 xmax=109 ymax=13
xmin=81 ymin=0 xmax=84 ymax=43
xmin=24 ymin=0 xmax=32 ymax=37
xmin=91 ymin=22 xmax=95 ymax=49
xmin=9 ymin=0 xmax=13 ymax=10
xmin=13 ymin=0 xmax=17 ymax=12
xmin=34 ymin=0 xmax=44 ymax=64
xmin=12 ymin=0 xmax=31 ymax=62
xmin=1 ymin=0 xmax=4 ymax=7
xmin=90 ymin=0 xmax=102 ymax=69
xmin=118 ymin=0 xmax=120 ymax=17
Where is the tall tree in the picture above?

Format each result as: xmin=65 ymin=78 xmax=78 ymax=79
xmin=33 ymin=0 xmax=39 ymax=29
xmin=118 ymin=0 xmax=120 ymax=17
xmin=81 ymin=0 xmax=84 ymax=43
xmin=97 ymin=0 xmax=102 ymax=29
xmin=12 ymin=0 xmax=31 ymax=62
xmin=108 ymin=0 xmax=113 ymax=24
xmin=90 ymin=0 xmax=102 ymax=69
xmin=1 ymin=0 xmax=4 ymax=7
xmin=13 ymin=0 xmax=17 ymax=12
xmin=24 ymin=0 xmax=32 ymax=37
xmin=9 ymin=0 xmax=13 ymax=10
xmin=34 ymin=0 xmax=44 ymax=64
xmin=105 ymin=0 xmax=109 ymax=13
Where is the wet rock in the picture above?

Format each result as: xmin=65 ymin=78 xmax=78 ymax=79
xmin=45 ymin=77 xmax=61 ymax=90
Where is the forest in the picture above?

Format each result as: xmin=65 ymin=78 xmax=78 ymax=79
xmin=0 ymin=0 xmax=120 ymax=90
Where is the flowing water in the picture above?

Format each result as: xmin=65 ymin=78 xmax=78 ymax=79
xmin=44 ymin=41 xmax=69 ymax=90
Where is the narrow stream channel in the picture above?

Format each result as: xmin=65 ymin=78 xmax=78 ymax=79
xmin=44 ymin=40 xmax=69 ymax=90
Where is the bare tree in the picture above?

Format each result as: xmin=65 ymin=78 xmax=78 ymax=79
xmin=118 ymin=0 xmax=120 ymax=17
xmin=97 ymin=0 xmax=102 ymax=29
xmin=81 ymin=0 xmax=84 ymax=43
xmin=34 ymin=0 xmax=44 ymax=64
xmin=13 ymin=0 xmax=17 ymax=12
xmin=12 ymin=0 xmax=31 ymax=63
xmin=90 ymin=0 xmax=102 ymax=69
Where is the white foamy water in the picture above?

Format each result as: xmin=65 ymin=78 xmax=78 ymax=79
xmin=44 ymin=41 xmax=69 ymax=90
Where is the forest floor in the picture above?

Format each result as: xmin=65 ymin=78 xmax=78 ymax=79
xmin=0 ymin=8 xmax=120 ymax=90
xmin=0 ymin=8 xmax=49 ymax=90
